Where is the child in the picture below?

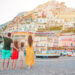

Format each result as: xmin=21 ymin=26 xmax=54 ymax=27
xmin=11 ymin=40 xmax=19 ymax=70
xmin=25 ymin=35 xmax=35 ymax=69
xmin=19 ymin=42 xmax=25 ymax=69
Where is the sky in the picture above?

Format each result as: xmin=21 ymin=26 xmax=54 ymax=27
xmin=0 ymin=0 xmax=75 ymax=25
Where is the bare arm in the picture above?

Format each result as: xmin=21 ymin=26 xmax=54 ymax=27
xmin=13 ymin=36 xmax=18 ymax=51
xmin=13 ymin=43 xmax=18 ymax=51
xmin=0 ymin=34 xmax=3 ymax=37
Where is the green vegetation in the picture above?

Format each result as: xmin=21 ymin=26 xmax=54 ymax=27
xmin=26 ymin=22 xmax=30 ymax=24
xmin=3 ymin=26 xmax=7 ymax=31
xmin=61 ymin=27 xmax=75 ymax=33
xmin=72 ymin=28 xmax=75 ymax=32
xmin=49 ymin=26 xmax=63 ymax=31
xmin=21 ymin=23 xmax=25 ymax=24
xmin=37 ymin=26 xmax=63 ymax=32
xmin=38 ymin=28 xmax=46 ymax=32
xmin=62 ymin=29 xmax=72 ymax=33
xmin=37 ymin=26 xmax=75 ymax=33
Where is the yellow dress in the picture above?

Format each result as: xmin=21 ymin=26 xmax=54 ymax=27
xmin=25 ymin=45 xmax=35 ymax=66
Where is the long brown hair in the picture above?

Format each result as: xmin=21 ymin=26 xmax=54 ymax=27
xmin=28 ymin=35 xmax=33 ymax=47
xmin=21 ymin=42 xmax=24 ymax=48
xmin=14 ymin=40 xmax=18 ymax=49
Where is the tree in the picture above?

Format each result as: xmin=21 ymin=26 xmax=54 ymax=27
xmin=3 ymin=26 xmax=7 ymax=31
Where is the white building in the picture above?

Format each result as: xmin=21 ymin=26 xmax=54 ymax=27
xmin=37 ymin=18 xmax=47 ymax=24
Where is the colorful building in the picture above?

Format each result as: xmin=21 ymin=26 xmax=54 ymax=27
xmin=59 ymin=34 xmax=75 ymax=47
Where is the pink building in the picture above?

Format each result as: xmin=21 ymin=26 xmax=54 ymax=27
xmin=59 ymin=35 xmax=75 ymax=47
xmin=53 ymin=36 xmax=59 ymax=47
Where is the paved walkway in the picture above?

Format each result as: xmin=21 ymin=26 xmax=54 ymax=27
xmin=0 ymin=57 xmax=75 ymax=75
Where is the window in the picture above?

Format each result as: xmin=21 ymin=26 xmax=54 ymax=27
xmin=54 ymin=40 xmax=58 ymax=43
xmin=71 ymin=43 xmax=73 ymax=46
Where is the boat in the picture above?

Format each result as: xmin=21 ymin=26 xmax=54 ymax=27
xmin=35 ymin=53 xmax=60 ymax=58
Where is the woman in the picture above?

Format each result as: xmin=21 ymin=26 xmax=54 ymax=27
xmin=25 ymin=35 xmax=35 ymax=69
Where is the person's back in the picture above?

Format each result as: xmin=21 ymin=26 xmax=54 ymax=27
xmin=3 ymin=37 xmax=12 ymax=50
xmin=26 ymin=45 xmax=34 ymax=56
xmin=11 ymin=40 xmax=19 ymax=70
xmin=25 ymin=35 xmax=35 ymax=69
xmin=11 ymin=40 xmax=19 ymax=60
xmin=19 ymin=42 xmax=25 ymax=69
xmin=2 ymin=33 xmax=13 ymax=70
xmin=19 ymin=42 xmax=25 ymax=60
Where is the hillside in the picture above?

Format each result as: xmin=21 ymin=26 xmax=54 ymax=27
xmin=1 ymin=0 xmax=75 ymax=34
